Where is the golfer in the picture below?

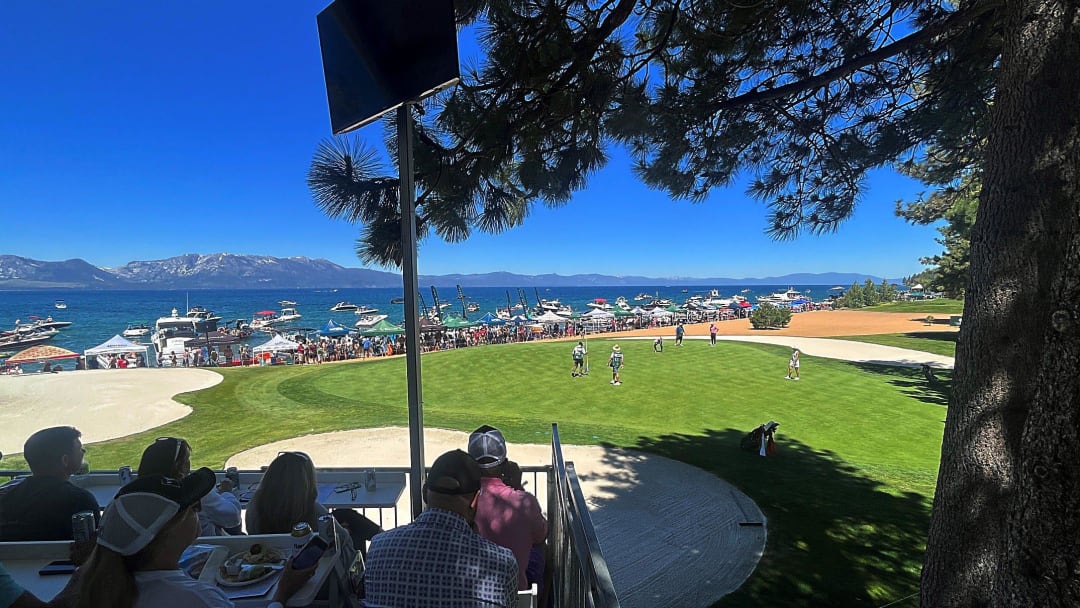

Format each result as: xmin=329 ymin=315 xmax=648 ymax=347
xmin=786 ymin=347 xmax=801 ymax=380
xmin=571 ymin=341 xmax=587 ymax=377
xmin=608 ymin=345 xmax=624 ymax=385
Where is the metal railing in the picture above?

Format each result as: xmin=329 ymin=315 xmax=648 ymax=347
xmin=549 ymin=423 xmax=621 ymax=608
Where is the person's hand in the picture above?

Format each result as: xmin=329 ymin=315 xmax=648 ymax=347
xmin=272 ymin=558 xmax=316 ymax=603
xmin=502 ymin=460 xmax=524 ymax=491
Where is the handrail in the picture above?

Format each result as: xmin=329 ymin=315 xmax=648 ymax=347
xmin=550 ymin=423 xmax=621 ymax=608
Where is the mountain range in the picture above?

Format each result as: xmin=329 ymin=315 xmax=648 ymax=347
xmin=0 ymin=253 xmax=895 ymax=289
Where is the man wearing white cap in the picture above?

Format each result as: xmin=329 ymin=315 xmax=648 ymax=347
xmin=608 ymin=344 xmax=624 ymax=385
xmin=469 ymin=426 xmax=548 ymax=592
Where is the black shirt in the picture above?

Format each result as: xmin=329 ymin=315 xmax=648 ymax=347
xmin=0 ymin=476 xmax=100 ymax=541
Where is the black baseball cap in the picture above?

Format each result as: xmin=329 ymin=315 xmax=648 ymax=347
xmin=424 ymin=449 xmax=481 ymax=496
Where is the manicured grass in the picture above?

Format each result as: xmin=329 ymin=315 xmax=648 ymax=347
xmin=6 ymin=341 xmax=948 ymax=607
xmin=836 ymin=332 xmax=958 ymax=358
xmin=862 ymin=299 xmax=965 ymax=314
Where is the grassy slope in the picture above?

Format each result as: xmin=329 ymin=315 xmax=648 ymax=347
xmin=862 ymin=299 xmax=965 ymax=314
xmin=7 ymin=340 xmax=949 ymax=607
xmin=837 ymin=332 xmax=958 ymax=358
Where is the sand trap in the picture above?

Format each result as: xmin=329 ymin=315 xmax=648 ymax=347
xmin=619 ymin=309 xmax=959 ymax=338
xmin=0 ymin=368 xmax=219 ymax=455
xmin=227 ymin=427 xmax=765 ymax=608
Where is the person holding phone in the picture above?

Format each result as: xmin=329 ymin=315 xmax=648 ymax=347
xmin=74 ymin=470 xmax=314 ymax=608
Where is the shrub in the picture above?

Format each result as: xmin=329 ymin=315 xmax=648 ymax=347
xmin=750 ymin=303 xmax=792 ymax=329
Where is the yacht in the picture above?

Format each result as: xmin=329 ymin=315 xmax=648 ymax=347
xmin=186 ymin=306 xmax=222 ymax=324
xmin=54 ymin=300 xmax=67 ymax=310
xmin=354 ymin=305 xmax=380 ymax=315
xmin=757 ymin=288 xmax=806 ymax=304
xmin=330 ymin=302 xmax=359 ymax=312
xmin=633 ymin=292 xmax=651 ymax=301
xmin=586 ymin=298 xmax=613 ymax=311
xmin=154 ymin=308 xmax=240 ymax=351
xmin=614 ymin=297 xmax=631 ymax=311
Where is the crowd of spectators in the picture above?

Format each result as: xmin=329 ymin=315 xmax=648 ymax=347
xmin=0 ymin=423 xmax=549 ymax=608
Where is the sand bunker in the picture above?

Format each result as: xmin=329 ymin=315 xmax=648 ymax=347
xmin=0 ymin=368 xmax=219 ymax=455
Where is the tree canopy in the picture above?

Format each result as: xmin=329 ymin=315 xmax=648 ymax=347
xmin=310 ymin=0 xmax=1000 ymax=266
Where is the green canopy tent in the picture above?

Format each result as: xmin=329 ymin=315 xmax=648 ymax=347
xmin=612 ymin=308 xmax=635 ymax=318
xmin=441 ymin=316 xmax=478 ymax=329
xmin=359 ymin=319 xmax=405 ymax=337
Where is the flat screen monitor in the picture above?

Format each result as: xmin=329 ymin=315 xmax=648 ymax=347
xmin=317 ymin=0 xmax=460 ymax=134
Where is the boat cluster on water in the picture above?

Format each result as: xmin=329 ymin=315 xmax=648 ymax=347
xmin=0 ymin=316 xmax=74 ymax=355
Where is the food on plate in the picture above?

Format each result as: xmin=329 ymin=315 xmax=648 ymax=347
xmin=217 ymin=544 xmax=286 ymax=585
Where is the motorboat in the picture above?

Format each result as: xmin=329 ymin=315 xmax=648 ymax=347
xmin=615 ymin=297 xmax=631 ymax=311
xmin=390 ymin=297 xmax=405 ymax=304
xmin=757 ymin=288 xmax=806 ymax=304
xmin=354 ymin=314 xmax=389 ymax=328
xmin=466 ymin=302 xmax=480 ymax=313
xmin=54 ymin=300 xmax=67 ymax=310
xmin=279 ymin=300 xmax=297 ymax=306
xmin=354 ymin=305 xmax=380 ymax=315
xmin=186 ymin=306 xmax=222 ymax=324
xmin=633 ymin=293 xmax=651 ymax=301
xmin=0 ymin=331 xmax=56 ymax=350
xmin=586 ymin=298 xmax=613 ymax=311
xmin=122 ymin=322 xmax=151 ymax=338
xmin=14 ymin=317 xmax=72 ymax=333
xmin=279 ymin=307 xmax=302 ymax=323
xmin=330 ymin=302 xmax=359 ymax=312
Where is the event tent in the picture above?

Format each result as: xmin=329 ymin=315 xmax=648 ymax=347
xmin=476 ymin=312 xmax=506 ymax=326
xmin=442 ymin=316 xmax=478 ymax=329
xmin=534 ymin=311 xmax=568 ymax=324
xmin=582 ymin=308 xmax=615 ymax=319
xmin=650 ymin=308 xmax=675 ymax=318
xmin=318 ymin=320 xmax=350 ymax=337
xmin=359 ymin=319 xmax=405 ymax=336
xmin=252 ymin=335 xmax=299 ymax=353
xmin=85 ymin=334 xmax=152 ymax=366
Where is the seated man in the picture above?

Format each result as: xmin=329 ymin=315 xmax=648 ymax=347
xmin=469 ymin=426 xmax=548 ymax=591
xmin=364 ymin=450 xmax=518 ymax=607
xmin=0 ymin=427 xmax=99 ymax=541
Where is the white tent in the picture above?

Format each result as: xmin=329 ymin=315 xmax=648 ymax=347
xmin=252 ymin=335 xmax=300 ymax=354
xmin=650 ymin=308 xmax=675 ymax=318
xmin=535 ymin=311 xmax=568 ymax=324
xmin=630 ymin=306 xmax=648 ymax=315
xmin=85 ymin=334 xmax=152 ymax=366
xmin=582 ymin=308 xmax=615 ymax=319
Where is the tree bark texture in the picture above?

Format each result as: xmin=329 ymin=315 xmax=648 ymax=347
xmin=921 ymin=1 xmax=1080 ymax=606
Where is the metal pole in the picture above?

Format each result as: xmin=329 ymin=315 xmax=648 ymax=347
xmin=397 ymin=103 xmax=425 ymax=518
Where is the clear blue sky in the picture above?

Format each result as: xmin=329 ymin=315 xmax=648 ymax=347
xmin=0 ymin=2 xmax=939 ymax=280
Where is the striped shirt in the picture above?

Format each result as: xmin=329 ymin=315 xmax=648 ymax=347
xmin=364 ymin=508 xmax=519 ymax=607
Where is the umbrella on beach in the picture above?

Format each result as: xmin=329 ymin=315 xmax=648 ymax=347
xmin=7 ymin=345 xmax=81 ymax=364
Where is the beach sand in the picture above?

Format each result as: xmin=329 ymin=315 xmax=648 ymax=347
xmin=0 ymin=368 xmax=219 ymax=456
xmin=618 ymin=309 xmax=959 ymax=338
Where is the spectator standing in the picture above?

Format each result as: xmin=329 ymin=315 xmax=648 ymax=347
xmin=0 ymin=427 xmax=98 ymax=541
xmin=786 ymin=348 xmax=801 ymax=380
xmin=137 ymin=437 xmax=241 ymax=536
xmin=709 ymin=323 xmax=718 ymax=347
xmin=675 ymin=322 xmax=685 ymax=346
xmin=364 ymin=450 xmax=518 ymax=607
xmin=469 ymin=426 xmax=548 ymax=591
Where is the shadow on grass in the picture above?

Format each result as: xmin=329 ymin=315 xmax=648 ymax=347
xmin=588 ymin=429 xmax=930 ymax=607
xmin=900 ymin=332 xmax=958 ymax=344
xmin=851 ymin=363 xmax=953 ymax=407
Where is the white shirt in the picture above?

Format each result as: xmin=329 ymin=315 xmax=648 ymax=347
xmin=133 ymin=570 xmax=233 ymax=608
xmin=199 ymin=489 xmax=242 ymax=536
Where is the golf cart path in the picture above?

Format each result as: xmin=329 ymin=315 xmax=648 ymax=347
xmin=228 ymin=428 xmax=765 ymax=608
xmin=625 ymin=334 xmax=955 ymax=369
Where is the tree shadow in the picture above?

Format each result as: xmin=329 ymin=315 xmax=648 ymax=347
xmin=587 ymin=429 xmax=930 ymax=607
xmin=900 ymin=331 xmax=958 ymax=344
xmin=850 ymin=362 xmax=952 ymax=407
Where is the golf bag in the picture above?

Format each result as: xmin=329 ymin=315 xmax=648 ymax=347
xmin=740 ymin=420 xmax=779 ymax=456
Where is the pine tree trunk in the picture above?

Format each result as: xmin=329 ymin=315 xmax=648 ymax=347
xmin=920 ymin=0 xmax=1080 ymax=605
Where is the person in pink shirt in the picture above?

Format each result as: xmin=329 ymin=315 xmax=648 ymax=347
xmin=468 ymin=425 xmax=548 ymax=591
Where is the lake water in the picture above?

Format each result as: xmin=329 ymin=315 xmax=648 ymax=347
xmin=1 ymin=284 xmax=835 ymax=355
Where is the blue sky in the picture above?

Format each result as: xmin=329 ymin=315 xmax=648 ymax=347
xmin=0 ymin=2 xmax=939 ymax=279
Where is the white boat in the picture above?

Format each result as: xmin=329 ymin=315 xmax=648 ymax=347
xmin=757 ymin=288 xmax=806 ymax=304
xmin=153 ymin=308 xmax=238 ymax=350
xmin=122 ymin=322 xmax=151 ymax=338
xmin=15 ymin=317 xmax=72 ymax=332
xmin=250 ymin=306 xmax=302 ymax=330
xmin=279 ymin=300 xmax=297 ymax=306
xmin=633 ymin=293 xmax=651 ymax=301
xmin=330 ymin=302 xmax=359 ymax=312
xmin=354 ymin=305 xmax=380 ymax=315
xmin=186 ymin=306 xmax=222 ymax=324
xmin=54 ymin=300 xmax=67 ymax=310
xmin=354 ymin=314 xmax=389 ymax=328
xmin=586 ymin=298 xmax=613 ymax=311
xmin=614 ymin=297 xmax=631 ymax=311
xmin=279 ymin=307 xmax=302 ymax=323
xmin=466 ymin=302 xmax=480 ymax=313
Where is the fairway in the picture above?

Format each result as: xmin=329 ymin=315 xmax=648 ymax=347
xmin=22 ymin=339 xmax=947 ymax=607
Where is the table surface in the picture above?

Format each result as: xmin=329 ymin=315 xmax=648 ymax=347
xmin=0 ymin=534 xmax=338 ymax=608
xmin=67 ymin=469 xmax=406 ymax=510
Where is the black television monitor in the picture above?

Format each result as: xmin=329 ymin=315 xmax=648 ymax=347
xmin=317 ymin=0 xmax=460 ymax=135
